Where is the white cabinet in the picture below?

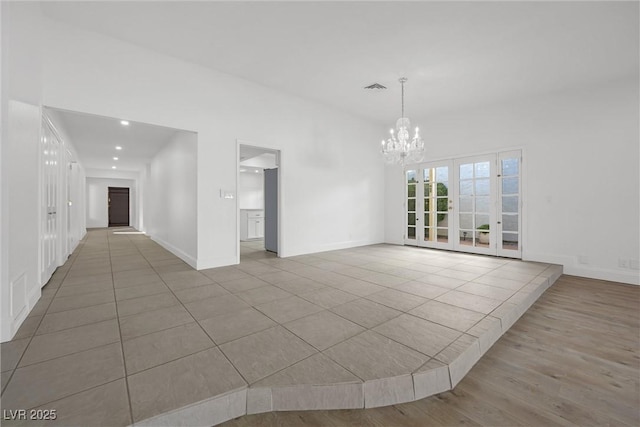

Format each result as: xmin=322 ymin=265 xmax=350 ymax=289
xmin=240 ymin=210 xmax=264 ymax=241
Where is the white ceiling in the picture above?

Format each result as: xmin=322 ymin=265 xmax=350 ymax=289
xmin=239 ymin=146 xmax=278 ymax=172
xmin=46 ymin=108 xmax=182 ymax=172
xmin=39 ymin=1 xmax=638 ymax=124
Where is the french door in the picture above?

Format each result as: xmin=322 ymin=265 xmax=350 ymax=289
xmin=405 ymin=150 xmax=522 ymax=258
xmin=41 ymin=118 xmax=60 ymax=283
xmin=404 ymin=161 xmax=454 ymax=250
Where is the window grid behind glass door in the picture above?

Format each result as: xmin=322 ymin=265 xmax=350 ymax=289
xmin=406 ymin=170 xmax=417 ymax=241
xmin=498 ymin=152 xmax=521 ymax=256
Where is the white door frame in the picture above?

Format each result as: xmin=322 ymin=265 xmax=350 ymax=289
xmin=235 ymin=140 xmax=283 ymax=263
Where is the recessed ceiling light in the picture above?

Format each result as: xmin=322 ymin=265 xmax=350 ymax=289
xmin=112 ymin=166 xmax=117 ymax=169
xmin=254 ymin=169 xmax=259 ymax=173
xmin=115 ymin=146 xmax=122 ymax=150
xmin=239 ymin=169 xmax=246 ymax=172
xmin=113 ymin=157 xmax=119 ymax=160
xmin=120 ymin=120 xmax=129 ymax=126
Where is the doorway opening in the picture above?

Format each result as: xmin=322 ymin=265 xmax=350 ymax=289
xmin=108 ymin=187 xmax=130 ymax=227
xmin=237 ymin=143 xmax=280 ymax=261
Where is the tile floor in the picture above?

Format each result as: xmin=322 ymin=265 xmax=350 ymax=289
xmin=0 ymin=231 xmax=561 ymax=426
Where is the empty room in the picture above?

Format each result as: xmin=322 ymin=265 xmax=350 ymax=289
xmin=1 ymin=1 xmax=638 ymax=426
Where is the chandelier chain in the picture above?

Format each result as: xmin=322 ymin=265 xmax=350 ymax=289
xmin=401 ymin=79 xmax=404 ymax=119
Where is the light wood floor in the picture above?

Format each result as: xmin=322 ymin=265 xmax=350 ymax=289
xmin=221 ymin=275 xmax=640 ymax=427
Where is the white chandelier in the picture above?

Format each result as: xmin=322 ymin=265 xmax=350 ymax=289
xmin=381 ymin=77 xmax=424 ymax=164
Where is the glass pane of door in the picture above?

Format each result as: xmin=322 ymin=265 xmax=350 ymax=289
xmin=420 ymin=162 xmax=452 ymax=249
xmin=498 ymin=152 xmax=521 ymax=257
xmin=405 ymin=169 xmax=418 ymax=244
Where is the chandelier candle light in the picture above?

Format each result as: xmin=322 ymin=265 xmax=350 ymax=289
xmin=381 ymin=77 xmax=425 ymax=164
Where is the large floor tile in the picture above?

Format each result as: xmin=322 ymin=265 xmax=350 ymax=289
xmin=272 ymin=277 xmax=326 ymax=295
xmin=184 ymin=294 xmax=250 ymax=321
xmin=56 ymin=280 xmax=113 ymax=297
xmin=284 ymin=311 xmax=365 ymax=351
xmin=1 ymin=371 xmax=11 ymax=394
xmin=458 ymin=281 xmax=517 ymax=300
xmin=330 ymin=298 xmax=402 ymax=329
xmin=1 ymin=338 xmax=30 ymax=372
xmin=116 ymin=292 xmax=180 ymax=317
xmin=253 ymin=353 xmax=361 ymax=387
xmin=200 ymin=268 xmax=251 ymax=283
xmin=12 ymin=315 xmax=42 ymax=340
xmin=28 ymin=379 xmax=131 ymax=427
xmin=235 ymin=285 xmax=292 ymax=306
xmin=361 ymin=272 xmax=409 ymax=288
xmin=473 ymin=274 xmax=529 ymax=290
xmin=218 ymin=276 xmax=271 ymax=294
xmin=1 ymin=343 xmax=124 ymax=410
xmin=199 ymin=307 xmax=276 ymax=345
xmin=173 ymin=283 xmax=229 ymax=303
xmin=330 ymin=279 xmax=387 ymax=297
xmin=299 ymin=288 xmax=359 ymax=309
xmin=160 ymin=270 xmax=214 ymax=291
xmin=414 ymin=274 xmax=467 ymax=289
xmin=63 ymin=273 xmax=112 ymax=286
xmin=220 ymin=326 xmax=317 ymax=384
xmin=123 ymin=322 xmax=214 ymax=374
xmin=119 ymin=305 xmax=194 ymax=340
xmin=409 ymin=300 xmax=486 ymax=332
xmin=19 ymin=320 xmax=120 ymax=367
xmin=394 ymin=281 xmax=450 ymax=299
xmin=114 ymin=281 xmax=169 ymax=301
xmin=47 ymin=290 xmax=115 ymax=314
xmin=28 ymin=297 xmax=53 ymax=317
xmin=128 ymin=348 xmax=246 ymax=423
xmin=323 ymin=331 xmax=428 ymax=381
xmin=114 ymin=274 xmax=163 ymax=290
xmin=365 ymin=289 xmax=427 ymax=312
xmin=36 ymin=302 xmax=117 ymax=335
xmin=255 ymin=296 xmax=324 ymax=323
xmin=374 ymin=314 xmax=461 ymax=356
xmin=258 ymin=271 xmax=301 ymax=285
xmin=435 ymin=290 xmax=504 ymax=314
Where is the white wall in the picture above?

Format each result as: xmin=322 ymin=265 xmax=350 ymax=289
xmin=40 ymin=17 xmax=386 ymax=268
xmin=0 ymin=2 xmax=44 ymax=342
xmin=85 ymin=177 xmax=137 ymax=229
xmin=239 ymin=172 xmax=264 ymax=210
xmin=145 ymin=131 xmax=198 ymax=266
xmin=386 ymin=77 xmax=640 ymax=285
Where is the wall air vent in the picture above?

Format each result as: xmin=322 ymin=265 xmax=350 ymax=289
xmin=364 ymin=83 xmax=387 ymax=90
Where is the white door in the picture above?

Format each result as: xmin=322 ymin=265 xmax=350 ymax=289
xmin=405 ymin=150 xmax=522 ymax=258
xmin=453 ymin=155 xmax=497 ymax=255
xmin=497 ymin=151 xmax=522 ymax=258
xmin=404 ymin=169 xmax=419 ymax=245
xmin=41 ymin=119 xmax=59 ymax=283
xmin=405 ymin=162 xmax=454 ymax=249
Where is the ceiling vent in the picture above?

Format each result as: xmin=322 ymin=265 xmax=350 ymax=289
xmin=364 ymin=83 xmax=387 ymax=90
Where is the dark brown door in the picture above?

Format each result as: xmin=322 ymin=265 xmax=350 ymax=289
xmin=108 ymin=187 xmax=130 ymax=227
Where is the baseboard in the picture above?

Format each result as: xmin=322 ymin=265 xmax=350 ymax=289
xmin=1 ymin=276 xmax=41 ymax=343
xmin=196 ymin=255 xmax=239 ymax=271
xmin=282 ymin=238 xmax=384 ymax=258
xmin=524 ymin=251 xmax=639 ymax=285
xmin=149 ymin=236 xmax=197 ymax=269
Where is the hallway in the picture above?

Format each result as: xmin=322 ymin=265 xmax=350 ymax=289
xmin=1 ymin=229 xmax=561 ymax=426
